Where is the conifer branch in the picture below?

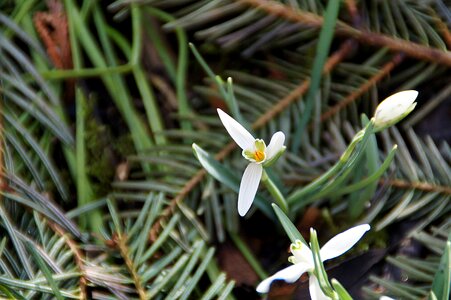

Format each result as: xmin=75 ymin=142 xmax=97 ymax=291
xmin=318 ymin=53 xmax=405 ymax=124
xmin=48 ymin=222 xmax=87 ymax=300
xmin=115 ymin=234 xmax=146 ymax=300
xmin=253 ymin=39 xmax=354 ymax=128
xmin=380 ymin=178 xmax=451 ymax=195
xmin=285 ymin=178 xmax=451 ymax=195
xmin=238 ymin=0 xmax=451 ymax=66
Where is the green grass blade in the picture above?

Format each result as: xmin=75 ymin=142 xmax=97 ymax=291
xmin=292 ymin=0 xmax=341 ymax=150
xmin=430 ymin=240 xmax=451 ymax=300
xmin=271 ymin=204 xmax=306 ymax=244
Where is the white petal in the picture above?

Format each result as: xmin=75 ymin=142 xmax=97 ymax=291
xmin=380 ymin=297 xmax=396 ymax=300
xmin=217 ymin=109 xmax=255 ymax=150
xmin=309 ymin=274 xmax=331 ymax=300
xmin=374 ymin=90 xmax=418 ymax=124
xmin=265 ymin=131 xmax=285 ymax=160
xmin=291 ymin=242 xmax=314 ymax=267
xmin=320 ymin=224 xmax=370 ymax=261
xmin=256 ymin=263 xmax=310 ymax=293
xmin=238 ymin=163 xmax=263 ymax=216
xmin=376 ymin=90 xmax=418 ymax=112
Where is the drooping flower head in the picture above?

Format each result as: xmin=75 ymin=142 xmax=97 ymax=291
xmin=257 ymin=224 xmax=371 ymax=299
xmin=217 ymin=109 xmax=285 ymax=216
xmin=373 ymin=90 xmax=418 ymax=131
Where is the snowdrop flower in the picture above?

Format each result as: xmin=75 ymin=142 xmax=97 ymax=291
xmin=257 ymin=224 xmax=371 ymax=299
xmin=217 ymin=109 xmax=285 ymax=216
xmin=373 ymin=90 xmax=418 ymax=131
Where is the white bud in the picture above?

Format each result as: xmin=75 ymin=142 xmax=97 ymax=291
xmin=373 ymin=90 xmax=418 ymax=131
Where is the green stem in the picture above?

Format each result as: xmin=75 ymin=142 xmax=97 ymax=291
xmin=309 ymin=229 xmax=335 ymax=298
xmin=229 ymin=232 xmax=268 ymax=280
xmin=261 ymin=170 xmax=289 ymax=213
xmin=146 ymin=7 xmax=192 ymax=132
xmin=287 ymin=122 xmax=373 ymax=205
xmin=41 ymin=64 xmax=133 ymax=79
xmin=104 ymin=26 xmax=166 ymax=146
xmin=66 ymin=0 xmax=103 ymax=232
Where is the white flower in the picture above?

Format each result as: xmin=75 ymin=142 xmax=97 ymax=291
xmin=380 ymin=297 xmax=396 ymax=300
xmin=217 ymin=109 xmax=285 ymax=216
xmin=256 ymin=224 xmax=371 ymax=299
xmin=373 ymin=90 xmax=418 ymax=131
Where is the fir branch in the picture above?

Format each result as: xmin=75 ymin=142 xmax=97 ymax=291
xmin=430 ymin=8 xmax=451 ymax=49
xmin=115 ymin=233 xmax=146 ymax=300
xmin=285 ymin=178 xmax=451 ymax=196
xmin=252 ymin=39 xmax=353 ymax=128
xmin=0 ymin=85 xmax=4 ymax=193
xmin=344 ymin=0 xmax=359 ymax=27
xmin=380 ymin=178 xmax=451 ymax=195
xmin=318 ymin=53 xmax=405 ymax=124
xmin=47 ymin=222 xmax=87 ymax=300
xmin=238 ymin=0 xmax=451 ymax=66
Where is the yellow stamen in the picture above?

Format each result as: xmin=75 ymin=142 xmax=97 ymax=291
xmin=254 ymin=150 xmax=265 ymax=162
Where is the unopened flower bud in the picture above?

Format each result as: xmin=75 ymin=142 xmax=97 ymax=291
xmin=373 ymin=90 xmax=418 ymax=131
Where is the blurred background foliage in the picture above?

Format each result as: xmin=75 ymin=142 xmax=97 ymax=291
xmin=0 ymin=0 xmax=449 ymax=299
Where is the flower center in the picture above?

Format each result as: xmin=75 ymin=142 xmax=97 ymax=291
xmin=242 ymin=139 xmax=267 ymax=163
xmin=254 ymin=150 xmax=265 ymax=162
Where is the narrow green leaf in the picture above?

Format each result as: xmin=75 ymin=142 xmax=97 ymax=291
xmin=292 ymin=0 xmax=341 ymax=150
xmin=147 ymin=7 xmax=193 ymax=132
xmin=338 ymin=145 xmax=397 ymax=196
xmin=76 ymin=89 xmax=102 ymax=232
xmin=430 ymin=241 xmax=451 ymax=300
xmin=348 ymin=115 xmax=381 ymax=217
xmin=331 ymin=279 xmax=353 ymax=300
xmin=189 ymin=43 xmax=224 ymax=94
xmin=289 ymin=121 xmax=375 ymax=211
xmin=271 ymin=204 xmax=305 ymax=244
xmin=0 ymin=284 xmax=27 ymax=300
xmin=226 ymin=77 xmax=244 ymax=125
xmin=190 ymin=43 xmax=244 ymax=124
